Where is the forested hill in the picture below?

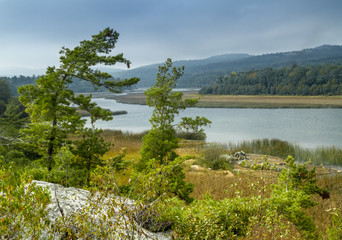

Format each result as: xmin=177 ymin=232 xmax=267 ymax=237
xmin=110 ymin=53 xmax=251 ymax=87
xmin=111 ymin=44 xmax=342 ymax=88
xmin=199 ymin=63 xmax=342 ymax=96
xmin=2 ymin=45 xmax=342 ymax=91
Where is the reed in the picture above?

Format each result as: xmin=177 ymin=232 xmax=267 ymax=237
xmin=294 ymin=146 xmax=342 ymax=167
xmin=226 ymin=138 xmax=342 ymax=168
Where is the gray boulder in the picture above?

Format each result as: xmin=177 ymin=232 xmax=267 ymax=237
xmin=31 ymin=181 xmax=171 ymax=240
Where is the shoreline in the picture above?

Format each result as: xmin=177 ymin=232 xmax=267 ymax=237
xmin=83 ymin=91 xmax=342 ymax=108
xmin=75 ymin=108 xmax=128 ymax=117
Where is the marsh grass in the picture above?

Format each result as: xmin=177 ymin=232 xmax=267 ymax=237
xmin=101 ymin=129 xmax=146 ymax=157
xmin=107 ymin=92 xmax=342 ymax=108
xmin=227 ymin=138 xmax=342 ymax=167
xmin=186 ymin=168 xmax=278 ymax=200
xmin=100 ymin=130 xmax=147 ymax=186
xmin=294 ymin=146 xmax=342 ymax=167
xmin=72 ymin=130 xmax=341 ymax=238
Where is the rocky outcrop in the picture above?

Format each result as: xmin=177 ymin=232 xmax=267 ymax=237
xmin=32 ymin=181 xmax=171 ymax=240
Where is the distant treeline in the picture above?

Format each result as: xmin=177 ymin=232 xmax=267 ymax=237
xmin=0 ymin=75 xmax=135 ymax=96
xmin=0 ymin=75 xmax=37 ymax=96
xmin=199 ymin=63 xmax=342 ymax=95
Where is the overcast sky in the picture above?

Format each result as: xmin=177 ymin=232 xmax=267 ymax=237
xmin=1 ymin=0 xmax=342 ymax=75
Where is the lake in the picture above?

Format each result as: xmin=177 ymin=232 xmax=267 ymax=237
xmin=85 ymin=98 xmax=342 ymax=149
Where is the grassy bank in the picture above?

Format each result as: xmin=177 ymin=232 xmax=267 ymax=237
xmin=224 ymin=138 xmax=342 ymax=167
xmin=96 ymin=91 xmax=342 ymax=108
xmin=98 ymin=130 xmax=342 ymax=238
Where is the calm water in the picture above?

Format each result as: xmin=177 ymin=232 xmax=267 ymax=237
xmin=85 ymin=98 xmax=342 ymax=149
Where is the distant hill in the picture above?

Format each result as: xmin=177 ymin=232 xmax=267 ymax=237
xmin=110 ymin=54 xmax=251 ymax=87
xmin=110 ymin=45 xmax=342 ymax=88
xmin=3 ymin=45 xmax=342 ymax=92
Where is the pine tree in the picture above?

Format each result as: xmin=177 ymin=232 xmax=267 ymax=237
xmin=137 ymin=58 xmax=210 ymax=202
xmin=18 ymin=28 xmax=139 ymax=172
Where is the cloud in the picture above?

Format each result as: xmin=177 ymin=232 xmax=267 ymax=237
xmin=0 ymin=0 xmax=342 ymax=73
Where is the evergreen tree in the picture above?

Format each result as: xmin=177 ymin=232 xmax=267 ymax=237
xmin=137 ymin=58 xmax=210 ymax=202
xmin=18 ymin=28 xmax=139 ymax=172
xmin=0 ymin=79 xmax=11 ymax=116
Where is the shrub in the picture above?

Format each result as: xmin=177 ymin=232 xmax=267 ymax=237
xmin=198 ymin=143 xmax=233 ymax=171
xmin=326 ymin=208 xmax=342 ymax=240
xmin=176 ymin=131 xmax=206 ymax=140
xmin=157 ymin=194 xmax=260 ymax=239
xmin=0 ymin=161 xmax=51 ymax=239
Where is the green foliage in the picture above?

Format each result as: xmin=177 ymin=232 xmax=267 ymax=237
xmin=176 ymin=130 xmax=207 ymax=140
xmin=140 ymin=58 xmax=210 ymax=166
xmin=0 ymin=79 xmax=11 ymax=105
xmin=200 ymin=63 xmax=342 ymax=95
xmin=111 ymin=45 xmax=342 ymax=88
xmin=156 ymin=194 xmax=261 ymax=239
xmin=134 ymin=157 xmax=194 ymax=204
xmin=18 ymin=28 xmax=139 ymax=173
xmin=0 ymin=162 xmax=51 ymax=239
xmin=137 ymin=58 xmax=209 ymax=202
xmin=3 ymin=98 xmax=28 ymax=127
xmin=326 ymin=208 xmax=342 ymax=240
xmin=248 ymin=157 xmax=276 ymax=171
xmin=0 ymin=75 xmax=37 ymax=96
xmin=229 ymin=138 xmax=296 ymax=159
xmin=270 ymin=156 xmax=330 ymax=239
xmin=198 ymin=144 xmax=232 ymax=170
xmin=178 ymin=116 xmax=211 ymax=140
xmin=73 ymin=129 xmax=110 ymax=186
xmin=227 ymin=138 xmax=342 ymax=167
xmin=294 ymin=145 xmax=342 ymax=167
xmin=276 ymin=156 xmax=329 ymax=198
xmin=152 ymin=156 xmax=328 ymax=239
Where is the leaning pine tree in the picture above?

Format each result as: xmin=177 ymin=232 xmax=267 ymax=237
xmin=136 ymin=58 xmax=211 ymax=203
xmin=18 ymin=28 xmax=139 ymax=174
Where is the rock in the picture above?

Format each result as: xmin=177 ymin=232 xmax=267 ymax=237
xmin=234 ymin=151 xmax=246 ymax=160
xmin=31 ymin=181 xmax=171 ymax=240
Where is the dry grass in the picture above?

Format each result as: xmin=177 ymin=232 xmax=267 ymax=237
xmin=95 ymin=131 xmax=342 ymax=238
xmin=101 ymin=129 xmax=144 ymax=158
xmin=185 ymin=166 xmax=278 ymax=200
xmin=194 ymin=94 xmax=342 ymax=108
xmin=185 ymin=157 xmax=342 ymax=238
xmin=99 ymin=91 xmax=342 ymax=108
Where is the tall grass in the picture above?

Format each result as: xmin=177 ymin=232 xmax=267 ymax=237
xmin=294 ymin=146 xmax=342 ymax=168
xmin=226 ymin=138 xmax=342 ymax=168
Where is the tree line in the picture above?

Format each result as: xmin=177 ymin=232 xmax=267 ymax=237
xmin=0 ymin=74 xmax=134 ymax=98
xmin=199 ymin=63 xmax=342 ymax=95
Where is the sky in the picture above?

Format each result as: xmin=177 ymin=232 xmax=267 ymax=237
xmin=1 ymin=0 xmax=342 ymax=75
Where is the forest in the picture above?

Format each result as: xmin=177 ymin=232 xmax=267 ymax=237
xmin=110 ymin=44 xmax=342 ymax=88
xmin=1 ymin=28 xmax=342 ymax=239
xmin=200 ymin=63 xmax=342 ymax=95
